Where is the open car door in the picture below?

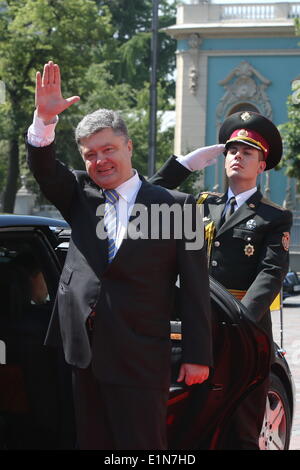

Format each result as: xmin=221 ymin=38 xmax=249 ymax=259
xmin=167 ymin=277 xmax=271 ymax=449
xmin=0 ymin=217 xmax=75 ymax=450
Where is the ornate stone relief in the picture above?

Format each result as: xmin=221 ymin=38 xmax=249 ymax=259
xmin=187 ymin=33 xmax=202 ymax=95
xmin=215 ymin=61 xmax=273 ymax=195
xmin=189 ymin=67 xmax=198 ymax=95
xmin=216 ymin=61 xmax=273 ymax=124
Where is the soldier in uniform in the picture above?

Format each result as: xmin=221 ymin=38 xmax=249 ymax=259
xmin=151 ymin=111 xmax=293 ymax=450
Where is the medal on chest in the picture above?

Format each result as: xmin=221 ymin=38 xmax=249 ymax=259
xmin=244 ymin=243 xmax=255 ymax=257
xmin=243 ymin=219 xmax=256 ymax=256
xmin=246 ymin=219 xmax=256 ymax=230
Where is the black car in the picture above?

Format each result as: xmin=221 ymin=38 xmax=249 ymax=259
xmin=0 ymin=215 xmax=295 ymax=450
xmin=283 ymin=271 xmax=300 ymax=299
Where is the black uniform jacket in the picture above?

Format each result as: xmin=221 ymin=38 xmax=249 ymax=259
xmin=26 ymin=142 xmax=213 ymax=390
xmin=150 ymin=156 xmax=293 ymax=342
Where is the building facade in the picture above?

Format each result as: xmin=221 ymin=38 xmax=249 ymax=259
xmin=165 ymin=1 xmax=300 ymax=212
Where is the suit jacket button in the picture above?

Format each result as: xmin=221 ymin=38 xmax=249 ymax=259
xmin=211 ymin=260 xmax=218 ymax=267
xmin=214 ymin=241 xmax=220 ymax=247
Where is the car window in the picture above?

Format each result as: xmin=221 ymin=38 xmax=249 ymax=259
xmin=0 ymin=245 xmax=51 ymax=307
xmin=0 ymin=238 xmax=55 ymax=368
xmin=55 ymin=242 xmax=69 ymax=267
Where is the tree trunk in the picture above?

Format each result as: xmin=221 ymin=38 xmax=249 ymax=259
xmin=2 ymin=138 xmax=19 ymax=213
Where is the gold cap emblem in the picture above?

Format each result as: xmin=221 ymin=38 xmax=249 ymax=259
xmin=237 ymin=129 xmax=248 ymax=137
xmin=241 ymin=112 xmax=251 ymax=121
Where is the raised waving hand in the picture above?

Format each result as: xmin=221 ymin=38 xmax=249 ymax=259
xmin=35 ymin=61 xmax=80 ymax=124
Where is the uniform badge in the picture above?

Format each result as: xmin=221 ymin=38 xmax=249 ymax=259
xmin=246 ymin=219 xmax=256 ymax=230
xmin=237 ymin=129 xmax=248 ymax=137
xmin=244 ymin=243 xmax=255 ymax=257
xmin=282 ymin=232 xmax=290 ymax=251
xmin=241 ymin=112 xmax=251 ymax=121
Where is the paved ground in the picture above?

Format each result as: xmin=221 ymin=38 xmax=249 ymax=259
xmin=272 ymin=295 xmax=300 ymax=450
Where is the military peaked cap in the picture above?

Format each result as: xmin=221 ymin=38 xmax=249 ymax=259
xmin=219 ymin=111 xmax=283 ymax=171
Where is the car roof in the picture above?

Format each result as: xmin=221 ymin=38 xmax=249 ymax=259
xmin=0 ymin=214 xmax=69 ymax=229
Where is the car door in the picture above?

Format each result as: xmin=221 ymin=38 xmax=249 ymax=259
xmin=167 ymin=277 xmax=271 ymax=449
xmin=0 ymin=222 xmax=75 ymax=450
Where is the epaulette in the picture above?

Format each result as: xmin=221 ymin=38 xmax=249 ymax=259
xmin=197 ymin=191 xmax=223 ymax=205
xmin=260 ymin=197 xmax=285 ymax=211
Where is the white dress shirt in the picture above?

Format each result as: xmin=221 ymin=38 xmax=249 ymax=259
xmin=27 ymin=111 xmax=58 ymax=147
xmin=113 ymin=172 xmax=142 ymax=252
xmin=27 ymin=112 xmax=142 ymax=254
xmin=226 ymin=186 xmax=257 ymax=213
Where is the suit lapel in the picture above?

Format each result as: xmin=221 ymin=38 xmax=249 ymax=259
xmin=128 ymin=178 xmax=152 ymax=222
xmin=216 ymin=190 xmax=262 ymax=236
xmin=72 ymin=178 xmax=109 ymax=277
xmin=93 ymin=192 xmax=109 ymax=274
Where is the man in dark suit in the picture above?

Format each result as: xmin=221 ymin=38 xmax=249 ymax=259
xmin=150 ymin=111 xmax=293 ymax=449
xmin=26 ymin=61 xmax=213 ymax=450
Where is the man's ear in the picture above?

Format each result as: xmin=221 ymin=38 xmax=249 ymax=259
xmin=128 ymin=139 xmax=133 ymax=158
xmin=258 ymin=160 xmax=267 ymax=174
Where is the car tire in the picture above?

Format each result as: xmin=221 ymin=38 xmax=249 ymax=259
xmin=259 ymin=373 xmax=292 ymax=450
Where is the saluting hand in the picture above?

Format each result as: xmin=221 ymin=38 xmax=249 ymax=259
xmin=35 ymin=60 xmax=80 ymax=124
xmin=177 ymin=363 xmax=210 ymax=386
xmin=179 ymin=144 xmax=225 ymax=171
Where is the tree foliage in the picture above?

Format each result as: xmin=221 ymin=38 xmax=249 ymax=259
xmin=96 ymin=0 xmax=177 ymax=96
xmin=279 ymin=21 xmax=300 ymax=181
xmin=0 ymin=0 xmax=113 ymax=211
xmin=279 ymin=93 xmax=300 ymax=179
xmin=0 ymin=0 xmax=177 ymax=212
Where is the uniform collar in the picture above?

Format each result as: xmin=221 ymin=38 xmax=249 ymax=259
xmin=228 ymin=186 xmax=257 ymax=209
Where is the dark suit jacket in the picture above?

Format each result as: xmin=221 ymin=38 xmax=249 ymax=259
xmin=27 ymin=142 xmax=213 ymax=391
xmin=150 ymin=155 xmax=293 ymax=343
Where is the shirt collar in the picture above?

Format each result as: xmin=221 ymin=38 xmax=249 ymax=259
xmin=115 ymin=169 xmax=141 ymax=203
xmin=227 ymin=186 xmax=257 ymax=208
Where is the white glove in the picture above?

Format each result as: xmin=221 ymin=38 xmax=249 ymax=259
xmin=177 ymin=144 xmax=225 ymax=171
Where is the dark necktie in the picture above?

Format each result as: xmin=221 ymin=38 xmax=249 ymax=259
xmin=221 ymin=196 xmax=236 ymax=226
xmin=104 ymin=189 xmax=119 ymax=263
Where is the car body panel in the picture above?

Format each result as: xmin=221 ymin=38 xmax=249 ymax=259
xmin=167 ymin=278 xmax=272 ymax=449
xmin=283 ymin=271 xmax=300 ymax=298
xmin=0 ymin=214 xmax=68 ymax=229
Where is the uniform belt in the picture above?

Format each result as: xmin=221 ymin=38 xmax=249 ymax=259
xmin=228 ymin=289 xmax=246 ymax=300
xmin=228 ymin=289 xmax=281 ymax=312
